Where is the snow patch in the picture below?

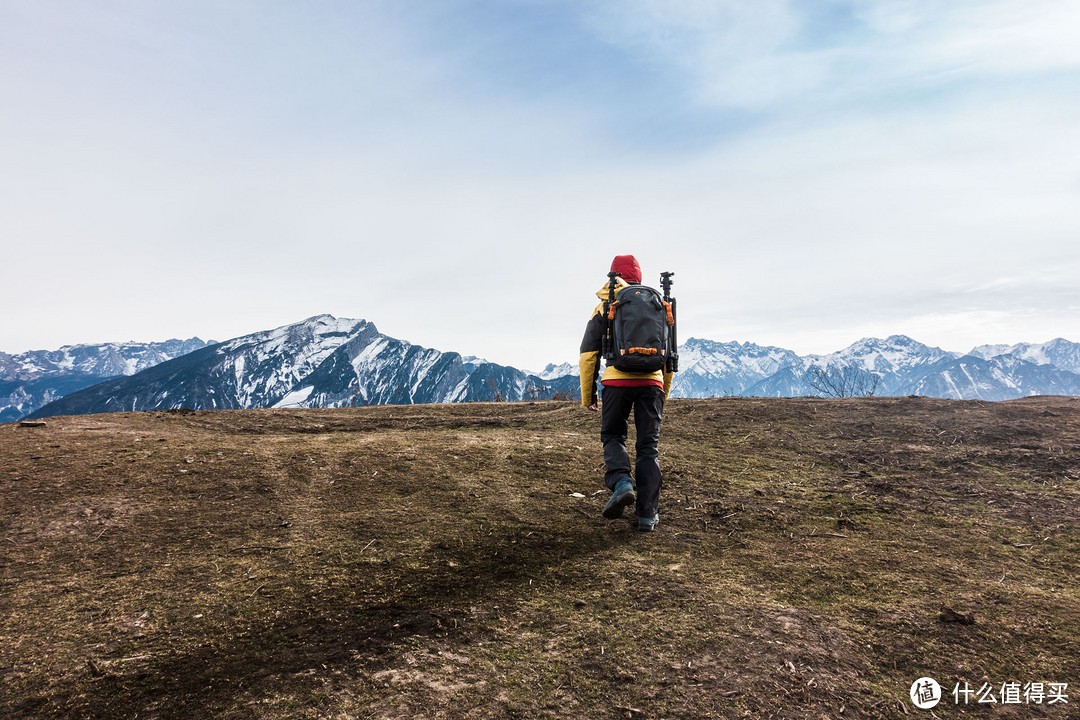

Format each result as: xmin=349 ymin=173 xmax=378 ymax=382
xmin=535 ymin=362 xmax=575 ymax=380
xmin=275 ymin=386 xmax=315 ymax=408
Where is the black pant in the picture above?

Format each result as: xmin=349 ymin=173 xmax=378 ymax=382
xmin=601 ymin=384 xmax=665 ymax=519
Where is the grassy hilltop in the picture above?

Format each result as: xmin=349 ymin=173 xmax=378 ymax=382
xmin=2 ymin=397 xmax=1079 ymax=719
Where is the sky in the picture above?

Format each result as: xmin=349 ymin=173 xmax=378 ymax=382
xmin=3 ymin=0 xmax=1079 ymax=369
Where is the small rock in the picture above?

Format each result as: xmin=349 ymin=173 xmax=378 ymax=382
xmin=569 ymin=492 xmax=586 ymax=498
xmin=938 ymin=606 xmax=975 ymax=625
xmin=573 ymin=599 xmax=587 ymax=608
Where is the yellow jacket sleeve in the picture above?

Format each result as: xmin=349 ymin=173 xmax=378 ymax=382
xmin=579 ymin=351 xmax=601 ymax=406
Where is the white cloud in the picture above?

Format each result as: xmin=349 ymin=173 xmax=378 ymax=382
xmin=584 ymin=0 xmax=821 ymax=108
xmin=859 ymin=0 xmax=1080 ymax=74
xmin=584 ymin=0 xmax=1080 ymax=109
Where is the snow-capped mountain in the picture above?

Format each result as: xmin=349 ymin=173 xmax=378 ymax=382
xmin=811 ymin=335 xmax=957 ymax=374
xmin=969 ymin=338 xmax=1080 ymax=375
xmin=534 ymin=362 xmax=576 ymax=380
xmin=742 ymin=366 xmax=808 ymax=398
xmin=1 ymin=337 xmax=211 ymax=421
xmin=29 ymin=315 xmax=579 ymax=418
xmin=15 ymin=320 xmax=1080 ymax=421
xmin=671 ymin=338 xmax=804 ymax=397
xmin=676 ymin=334 xmax=1080 ymax=400
xmin=907 ymin=353 xmax=1080 ymax=401
xmin=804 ymin=335 xmax=958 ymax=396
xmin=460 ymin=355 xmax=491 ymax=372
xmin=1 ymin=337 xmax=210 ymax=381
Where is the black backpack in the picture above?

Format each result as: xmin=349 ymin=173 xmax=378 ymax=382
xmin=603 ymin=272 xmax=679 ymax=374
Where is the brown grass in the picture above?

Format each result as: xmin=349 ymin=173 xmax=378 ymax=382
xmin=1 ymin=397 xmax=1078 ymax=719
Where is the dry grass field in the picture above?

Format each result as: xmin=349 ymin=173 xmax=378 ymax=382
xmin=2 ymin=397 xmax=1078 ymax=719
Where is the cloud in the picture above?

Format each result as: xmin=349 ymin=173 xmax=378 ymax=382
xmin=582 ymin=0 xmax=819 ymax=108
xmin=857 ymin=0 xmax=1080 ymax=73
xmin=582 ymin=0 xmax=1080 ymax=110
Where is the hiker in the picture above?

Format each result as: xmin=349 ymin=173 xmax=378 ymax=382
xmin=579 ymin=254 xmax=675 ymax=532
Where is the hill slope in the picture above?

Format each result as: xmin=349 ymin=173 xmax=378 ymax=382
xmin=2 ymin=398 xmax=1078 ymax=719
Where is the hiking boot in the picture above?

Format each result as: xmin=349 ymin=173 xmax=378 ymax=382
xmin=637 ymin=513 xmax=660 ymax=532
xmin=602 ymin=478 xmax=636 ymax=519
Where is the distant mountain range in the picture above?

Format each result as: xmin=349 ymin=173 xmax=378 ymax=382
xmin=9 ymin=315 xmax=1080 ymax=421
xmin=670 ymin=335 xmax=1080 ymax=401
xmin=1 ymin=338 xmax=211 ymax=422
xmin=27 ymin=316 xmax=579 ymax=418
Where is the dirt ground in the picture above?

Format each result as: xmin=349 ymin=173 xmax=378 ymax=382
xmin=1 ymin=396 xmax=1078 ymax=719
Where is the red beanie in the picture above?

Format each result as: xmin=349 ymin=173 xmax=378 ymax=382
xmin=610 ymin=254 xmax=641 ymax=284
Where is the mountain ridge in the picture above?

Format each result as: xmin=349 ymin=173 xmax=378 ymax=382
xmin=13 ymin=317 xmax=1080 ymax=420
xmin=1 ymin=337 xmax=212 ymax=421
xmin=671 ymin=334 xmax=1080 ymax=401
xmin=29 ymin=315 xmax=578 ymax=418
